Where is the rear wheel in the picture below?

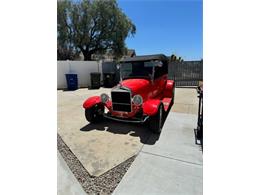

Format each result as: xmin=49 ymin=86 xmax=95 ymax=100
xmin=85 ymin=104 xmax=104 ymax=123
xmin=149 ymin=104 xmax=164 ymax=134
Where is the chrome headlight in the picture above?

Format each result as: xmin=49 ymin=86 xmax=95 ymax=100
xmin=132 ymin=95 xmax=143 ymax=106
xmin=100 ymin=93 xmax=109 ymax=103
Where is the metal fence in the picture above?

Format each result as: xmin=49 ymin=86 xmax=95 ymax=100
xmin=101 ymin=60 xmax=203 ymax=87
xmin=168 ymin=60 xmax=203 ymax=87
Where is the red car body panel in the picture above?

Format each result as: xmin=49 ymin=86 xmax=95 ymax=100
xmin=120 ymin=79 xmax=150 ymax=94
xmin=142 ymin=99 xmax=161 ymax=116
xmin=83 ymin=96 xmax=101 ymax=109
xmin=164 ymin=80 xmax=175 ymax=98
xmin=120 ymin=79 xmax=153 ymax=100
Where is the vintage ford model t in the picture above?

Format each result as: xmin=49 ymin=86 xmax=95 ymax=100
xmin=83 ymin=54 xmax=175 ymax=133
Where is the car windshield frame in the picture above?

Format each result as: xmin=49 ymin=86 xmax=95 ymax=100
xmin=120 ymin=61 xmax=155 ymax=80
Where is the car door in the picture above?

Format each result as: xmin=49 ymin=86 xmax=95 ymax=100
xmin=153 ymin=65 xmax=167 ymax=97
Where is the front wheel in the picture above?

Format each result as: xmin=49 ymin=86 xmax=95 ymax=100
xmin=148 ymin=104 xmax=164 ymax=134
xmin=85 ymin=104 xmax=104 ymax=123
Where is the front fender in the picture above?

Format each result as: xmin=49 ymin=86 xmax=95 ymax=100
xmin=83 ymin=96 xmax=101 ymax=109
xmin=143 ymin=99 xmax=161 ymax=116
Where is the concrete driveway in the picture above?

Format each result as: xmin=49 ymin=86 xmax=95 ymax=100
xmin=113 ymin=112 xmax=202 ymax=195
xmin=57 ymin=151 xmax=86 ymax=195
xmin=172 ymin=87 xmax=199 ymax=114
xmin=58 ymin=88 xmax=158 ymax=177
xmin=58 ymin=87 xmax=199 ymax=177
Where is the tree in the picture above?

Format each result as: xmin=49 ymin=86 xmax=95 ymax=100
xmin=57 ymin=0 xmax=136 ymax=61
xmin=57 ymin=45 xmax=79 ymax=60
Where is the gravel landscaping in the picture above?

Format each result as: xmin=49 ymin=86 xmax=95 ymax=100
xmin=57 ymin=134 xmax=136 ymax=195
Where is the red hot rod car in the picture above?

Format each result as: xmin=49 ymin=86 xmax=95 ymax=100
xmin=83 ymin=54 xmax=175 ymax=133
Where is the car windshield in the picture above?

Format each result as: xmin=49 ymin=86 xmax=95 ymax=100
xmin=120 ymin=61 xmax=154 ymax=80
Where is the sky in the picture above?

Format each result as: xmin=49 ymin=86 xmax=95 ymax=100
xmin=118 ymin=0 xmax=203 ymax=60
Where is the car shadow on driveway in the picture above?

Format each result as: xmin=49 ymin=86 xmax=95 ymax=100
xmin=80 ymin=103 xmax=172 ymax=145
xmin=80 ymin=120 xmax=160 ymax=145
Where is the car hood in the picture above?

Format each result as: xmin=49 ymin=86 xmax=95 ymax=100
xmin=120 ymin=78 xmax=151 ymax=95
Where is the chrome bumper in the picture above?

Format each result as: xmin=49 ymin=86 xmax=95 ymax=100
xmin=103 ymin=113 xmax=149 ymax=124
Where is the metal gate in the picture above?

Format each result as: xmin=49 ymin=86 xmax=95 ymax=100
xmin=168 ymin=60 xmax=203 ymax=87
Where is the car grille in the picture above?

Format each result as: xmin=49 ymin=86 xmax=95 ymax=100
xmin=111 ymin=89 xmax=132 ymax=112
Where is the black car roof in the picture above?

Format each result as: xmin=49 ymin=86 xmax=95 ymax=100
xmin=121 ymin=54 xmax=168 ymax=63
